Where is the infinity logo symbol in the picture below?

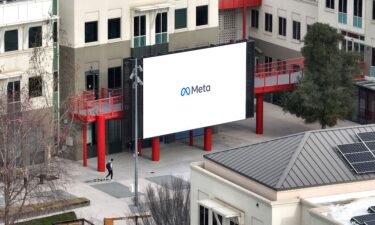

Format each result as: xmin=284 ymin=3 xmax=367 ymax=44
xmin=181 ymin=87 xmax=191 ymax=96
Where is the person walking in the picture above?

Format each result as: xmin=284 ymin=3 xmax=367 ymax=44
xmin=105 ymin=158 xmax=114 ymax=180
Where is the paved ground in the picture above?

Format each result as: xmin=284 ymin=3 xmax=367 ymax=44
xmin=37 ymin=103 xmax=360 ymax=223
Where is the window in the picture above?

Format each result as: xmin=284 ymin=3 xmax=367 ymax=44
xmin=212 ymin=213 xmax=223 ymax=225
xmin=372 ymin=48 xmax=375 ymax=67
xmin=156 ymin=12 xmax=168 ymax=44
xmin=326 ymin=0 xmax=334 ymax=9
xmin=199 ymin=206 xmax=209 ymax=225
xmin=278 ymin=17 xmax=286 ymax=36
xmin=29 ymin=77 xmax=43 ymax=98
xmin=85 ymin=21 xmax=98 ymax=43
xmin=29 ymin=26 xmax=42 ymax=48
xmin=339 ymin=0 xmax=347 ymax=13
xmin=134 ymin=15 xmax=146 ymax=47
xmin=108 ymin=67 xmax=121 ymax=89
xmin=373 ymin=0 xmax=375 ymax=20
xmin=175 ymin=8 xmax=187 ymax=29
xmin=292 ymin=21 xmax=301 ymax=40
xmin=108 ymin=18 xmax=121 ymax=39
xmin=53 ymin=72 xmax=58 ymax=92
xmin=265 ymin=56 xmax=272 ymax=72
xmin=4 ymin=30 xmax=18 ymax=52
xmin=265 ymin=13 xmax=272 ymax=32
xmin=196 ymin=5 xmax=208 ymax=26
xmin=251 ymin=9 xmax=259 ymax=28
xmin=7 ymin=80 xmax=20 ymax=103
xmin=53 ymin=21 xmax=58 ymax=42
xmin=354 ymin=0 xmax=363 ymax=17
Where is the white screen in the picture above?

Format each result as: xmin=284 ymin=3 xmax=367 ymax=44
xmin=143 ymin=42 xmax=247 ymax=138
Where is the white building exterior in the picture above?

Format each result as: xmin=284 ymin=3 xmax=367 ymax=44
xmin=220 ymin=0 xmax=375 ymax=76
xmin=191 ymin=124 xmax=375 ymax=225
xmin=0 ymin=0 xmax=57 ymax=113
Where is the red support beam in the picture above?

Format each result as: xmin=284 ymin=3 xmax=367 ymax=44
xmin=256 ymin=93 xmax=264 ymax=134
xmin=242 ymin=4 xmax=247 ymax=40
xmin=97 ymin=115 xmax=106 ymax=172
xmin=152 ymin=137 xmax=160 ymax=161
xmin=189 ymin=130 xmax=194 ymax=146
xmin=204 ymin=127 xmax=212 ymax=151
xmin=82 ymin=124 xmax=87 ymax=167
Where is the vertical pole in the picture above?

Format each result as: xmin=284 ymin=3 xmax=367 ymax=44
xmin=242 ymin=4 xmax=247 ymax=40
xmin=189 ymin=130 xmax=194 ymax=146
xmin=83 ymin=124 xmax=87 ymax=167
xmin=256 ymin=93 xmax=264 ymax=134
xmin=152 ymin=137 xmax=160 ymax=161
xmin=97 ymin=116 xmax=106 ymax=172
xmin=204 ymin=127 xmax=212 ymax=151
xmin=134 ymin=58 xmax=139 ymax=207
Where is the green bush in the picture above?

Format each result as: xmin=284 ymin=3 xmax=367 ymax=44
xmin=15 ymin=211 xmax=77 ymax=225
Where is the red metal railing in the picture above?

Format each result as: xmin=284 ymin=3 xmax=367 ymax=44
xmin=219 ymin=0 xmax=262 ymax=9
xmin=68 ymin=88 xmax=123 ymax=122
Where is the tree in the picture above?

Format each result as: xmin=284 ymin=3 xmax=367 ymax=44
xmin=0 ymin=16 xmax=74 ymax=225
xmin=137 ymin=178 xmax=190 ymax=225
xmin=282 ymin=23 xmax=360 ymax=129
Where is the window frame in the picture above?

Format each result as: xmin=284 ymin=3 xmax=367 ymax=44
xmin=29 ymin=76 xmax=43 ymax=98
xmin=251 ymin=9 xmax=259 ymax=29
xmin=326 ymin=0 xmax=334 ymax=9
xmin=29 ymin=26 xmax=43 ymax=48
xmin=108 ymin=18 xmax=121 ymax=40
xmin=354 ymin=0 xmax=363 ymax=17
xmin=133 ymin=15 xmax=146 ymax=48
xmin=292 ymin=20 xmax=301 ymax=41
xmin=4 ymin=29 xmax=19 ymax=52
xmin=339 ymin=0 xmax=347 ymax=13
xmin=278 ymin=17 xmax=286 ymax=37
xmin=85 ymin=21 xmax=98 ymax=43
xmin=265 ymin=13 xmax=273 ymax=33
xmin=196 ymin=5 xmax=209 ymax=26
xmin=175 ymin=8 xmax=187 ymax=29
xmin=108 ymin=67 xmax=122 ymax=89
xmin=373 ymin=0 xmax=375 ymax=20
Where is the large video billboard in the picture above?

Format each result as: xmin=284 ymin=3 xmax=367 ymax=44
xmin=142 ymin=42 xmax=253 ymax=139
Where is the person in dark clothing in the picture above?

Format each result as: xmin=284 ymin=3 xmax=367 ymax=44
xmin=106 ymin=158 xmax=114 ymax=180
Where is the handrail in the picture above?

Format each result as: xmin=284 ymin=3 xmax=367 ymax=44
xmin=53 ymin=218 xmax=95 ymax=225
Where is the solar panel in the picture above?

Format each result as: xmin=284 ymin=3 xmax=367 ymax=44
xmin=366 ymin=141 xmax=375 ymax=151
xmin=358 ymin=132 xmax=375 ymax=142
xmin=344 ymin=152 xmax=375 ymax=163
xmin=337 ymin=143 xmax=369 ymax=154
xmin=351 ymin=161 xmax=375 ymax=173
xmin=351 ymin=214 xmax=375 ymax=224
xmin=368 ymin=206 xmax=375 ymax=213
xmin=365 ymin=221 xmax=375 ymax=225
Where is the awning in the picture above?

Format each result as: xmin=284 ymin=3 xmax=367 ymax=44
xmin=198 ymin=199 xmax=241 ymax=218
xmin=0 ymin=71 xmax=23 ymax=80
xmin=133 ymin=2 xmax=174 ymax=12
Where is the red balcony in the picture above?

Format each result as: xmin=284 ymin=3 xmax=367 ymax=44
xmin=219 ymin=0 xmax=262 ymax=10
xmin=68 ymin=88 xmax=123 ymax=123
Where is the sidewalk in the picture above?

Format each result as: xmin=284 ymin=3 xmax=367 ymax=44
xmin=63 ymin=102 xmax=357 ymax=223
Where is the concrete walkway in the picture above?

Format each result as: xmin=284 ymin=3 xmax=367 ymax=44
xmin=61 ymin=103 xmax=357 ymax=223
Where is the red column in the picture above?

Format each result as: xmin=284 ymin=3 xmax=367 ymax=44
xmin=97 ymin=116 xmax=106 ymax=172
xmin=242 ymin=5 xmax=247 ymax=40
xmin=204 ymin=127 xmax=212 ymax=151
xmin=152 ymin=137 xmax=160 ymax=161
xmin=82 ymin=124 xmax=87 ymax=167
xmin=137 ymin=138 xmax=142 ymax=156
xmin=256 ymin=94 xmax=264 ymax=134
xmin=189 ymin=130 xmax=194 ymax=146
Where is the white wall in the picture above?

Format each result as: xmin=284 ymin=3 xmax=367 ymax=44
xmin=59 ymin=0 xmax=218 ymax=48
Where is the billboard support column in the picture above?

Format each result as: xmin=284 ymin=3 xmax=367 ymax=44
xmin=189 ymin=130 xmax=194 ymax=146
xmin=152 ymin=137 xmax=160 ymax=161
xmin=83 ymin=123 xmax=87 ymax=167
xmin=256 ymin=93 xmax=264 ymax=134
xmin=204 ymin=127 xmax=212 ymax=151
xmin=97 ymin=115 xmax=106 ymax=172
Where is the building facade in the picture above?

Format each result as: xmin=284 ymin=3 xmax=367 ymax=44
xmin=0 ymin=0 xmax=58 ymax=164
xmin=191 ymin=124 xmax=375 ymax=225
xmin=219 ymin=0 xmax=375 ymax=76
xmin=59 ymin=0 xmax=219 ymax=160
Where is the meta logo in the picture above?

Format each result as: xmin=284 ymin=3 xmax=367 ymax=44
xmin=181 ymin=84 xmax=211 ymax=96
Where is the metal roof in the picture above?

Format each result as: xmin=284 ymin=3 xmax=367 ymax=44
xmin=204 ymin=124 xmax=375 ymax=191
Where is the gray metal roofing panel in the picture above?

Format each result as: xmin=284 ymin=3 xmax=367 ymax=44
xmin=204 ymin=133 xmax=304 ymax=189
xmin=204 ymin=124 xmax=375 ymax=190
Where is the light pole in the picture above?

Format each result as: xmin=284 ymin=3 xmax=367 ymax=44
xmin=130 ymin=58 xmax=143 ymax=207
